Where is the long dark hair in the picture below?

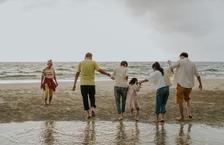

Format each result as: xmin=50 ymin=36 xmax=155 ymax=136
xmin=152 ymin=62 xmax=164 ymax=76
xmin=129 ymin=78 xmax=138 ymax=85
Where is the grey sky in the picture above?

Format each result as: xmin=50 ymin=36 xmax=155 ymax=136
xmin=0 ymin=0 xmax=223 ymax=61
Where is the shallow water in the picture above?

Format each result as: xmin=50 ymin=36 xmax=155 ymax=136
xmin=0 ymin=121 xmax=223 ymax=145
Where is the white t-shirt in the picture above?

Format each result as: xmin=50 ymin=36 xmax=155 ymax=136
xmin=112 ymin=66 xmax=128 ymax=88
xmin=149 ymin=70 xmax=167 ymax=90
xmin=170 ymin=58 xmax=200 ymax=88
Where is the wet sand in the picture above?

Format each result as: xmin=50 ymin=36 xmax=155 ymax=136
xmin=0 ymin=121 xmax=224 ymax=145
xmin=0 ymin=79 xmax=224 ymax=125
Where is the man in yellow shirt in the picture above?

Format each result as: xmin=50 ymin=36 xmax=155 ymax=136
xmin=72 ymin=52 xmax=111 ymax=119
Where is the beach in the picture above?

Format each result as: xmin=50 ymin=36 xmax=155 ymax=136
xmin=0 ymin=79 xmax=224 ymax=125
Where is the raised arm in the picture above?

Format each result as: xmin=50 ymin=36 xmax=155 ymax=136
xmin=168 ymin=60 xmax=180 ymax=70
xmin=139 ymin=79 xmax=149 ymax=84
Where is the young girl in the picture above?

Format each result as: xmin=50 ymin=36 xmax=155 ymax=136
xmin=140 ymin=62 xmax=172 ymax=123
xmin=126 ymin=78 xmax=141 ymax=121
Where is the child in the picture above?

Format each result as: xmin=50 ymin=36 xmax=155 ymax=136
xmin=126 ymin=78 xmax=141 ymax=121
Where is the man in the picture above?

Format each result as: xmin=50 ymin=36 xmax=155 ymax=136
xmin=111 ymin=61 xmax=128 ymax=120
xmin=168 ymin=52 xmax=202 ymax=121
xmin=41 ymin=59 xmax=58 ymax=105
xmin=72 ymin=52 xmax=111 ymax=119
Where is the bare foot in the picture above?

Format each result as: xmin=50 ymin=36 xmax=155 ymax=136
xmin=135 ymin=116 xmax=139 ymax=121
xmin=118 ymin=114 xmax=123 ymax=121
xmin=175 ymin=117 xmax=184 ymax=121
xmin=189 ymin=115 xmax=192 ymax=119
xmin=153 ymin=119 xmax=159 ymax=123
xmin=86 ymin=113 xmax=91 ymax=119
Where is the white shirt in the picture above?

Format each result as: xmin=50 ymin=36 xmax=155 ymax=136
xmin=149 ymin=70 xmax=167 ymax=90
xmin=112 ymin=66 xmax=128 ymax=87
xmin=170 ymin=58 xmax=200 ymax=88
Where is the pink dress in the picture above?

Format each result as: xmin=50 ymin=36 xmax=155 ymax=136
xmin=126 ymin=84 xmax=141 ymax=111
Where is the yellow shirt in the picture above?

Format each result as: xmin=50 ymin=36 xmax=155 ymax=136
xmin=77 ymin=60 xmax=99 ymax=85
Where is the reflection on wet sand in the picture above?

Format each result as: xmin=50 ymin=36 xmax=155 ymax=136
xmin=0 ymin=121 xmax=223 ymax=145
xmin=41 ymin=120 xmax=56 ymax=145
xmin=154 ymin=123 xmax=167 ymax=145
xmin=176 ymin=123 xmax=192 ymax=145
xmin=116 ymin=121 xmax=139 ymax=145
xmin=82 ymin=120 xmax=96 ymax=145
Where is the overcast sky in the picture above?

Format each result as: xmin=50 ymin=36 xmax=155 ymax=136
xmin=0 ymin=0 xmax=224 ymax=62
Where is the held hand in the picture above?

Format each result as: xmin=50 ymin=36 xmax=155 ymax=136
xmin=107 ymin=73 xmax=111 ymax=77
xmin=111 ymin=76 xmax=115 ymax=80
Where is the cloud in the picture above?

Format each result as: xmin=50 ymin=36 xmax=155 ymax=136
xmin=125 ymin=0 xmax=224 ymax=37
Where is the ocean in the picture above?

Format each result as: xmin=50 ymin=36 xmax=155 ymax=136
xmin=0 ymin=62 xmax=223 ymax=84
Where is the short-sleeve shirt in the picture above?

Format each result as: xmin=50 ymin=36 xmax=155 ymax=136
xmin=112 ymin=66 xmax=128 ymax=88
xmin=149 ymin=70 xmax=167 ymax=90
xmin=42 ymin=67 xmax=55 ymax=79
xmin=170 ymin=58 xmax=200 ymax=88
xmin=77 ymin=59 xmax=99 ymax=85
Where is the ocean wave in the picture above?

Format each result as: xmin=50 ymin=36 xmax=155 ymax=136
xmin=0 ymin=74 xmax=37 ymax=78
xmin=204 ymin=68 xmax=220 ymax=72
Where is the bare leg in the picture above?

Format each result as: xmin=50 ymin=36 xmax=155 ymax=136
xmin=91 ymin=107 xmax=96 ymax=117
xmin=176 ymin=103 xmax=184 ymax=121
xmin=160 ymin=113 xmax=165 ymax=122
xmin=186 ymin=100 xmax=192 ymax=118
xmin=135 ymin=109 xmax=139 ymax=121
xmin=86 ymin=110 xmax=91 ymax=119
xmin=44 ymin=96 xmax=48 ymax=105
xmin=154 ymin=114 xmax=159 ymax=123
xmin=49 ymin=95 xmax=53 ymax=105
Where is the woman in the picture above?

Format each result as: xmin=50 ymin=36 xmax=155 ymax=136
xmin=41 ymin=59 xmax=58 ymax=105
xmin=140 ymin=62 xmax=172 ymax=122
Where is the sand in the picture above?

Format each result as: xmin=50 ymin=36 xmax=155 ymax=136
xmin=0 ymin=79 xmax=224 ymax=126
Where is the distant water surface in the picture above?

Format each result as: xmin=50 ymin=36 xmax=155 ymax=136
xmin=0 ymin=62 xmax=223 ymax=83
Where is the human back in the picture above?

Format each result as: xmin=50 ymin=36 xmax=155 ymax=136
xmin=78 ymin=59 xmax=99 ymax=85
xmin=175 ymin=58 xmax=198 ymax=88
xmin=113 ymin=66 xmax=128 ymax=87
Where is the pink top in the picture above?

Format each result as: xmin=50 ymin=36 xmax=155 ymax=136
xmin=126 ymin=84 xmax=141 ymax=110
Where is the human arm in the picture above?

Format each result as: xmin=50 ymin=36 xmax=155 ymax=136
xmin=168 ymin=60 xmax=180 ymax=70
xmin=53 ymin=69 xmax=58 ymax=87
xmin=72 ymin=71 xmax=80 ymax=91
xmin=97 ymin=68 xmax=111 ymax=77
xmin=139 ymin=79 xmax=149 ymax=85
xmin=111 ymin=69 xmax=115 ymax=80
xmin=40 ymin=70 xmax=45 ymax=89
xmin=194 ymin=64 xmax=202 ymax=90
xmin=197 ymin=76 xmax=202 ymax=90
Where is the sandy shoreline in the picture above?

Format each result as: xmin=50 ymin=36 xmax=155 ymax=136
xmin=0 ymin=79 xmax=224 ymax=125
